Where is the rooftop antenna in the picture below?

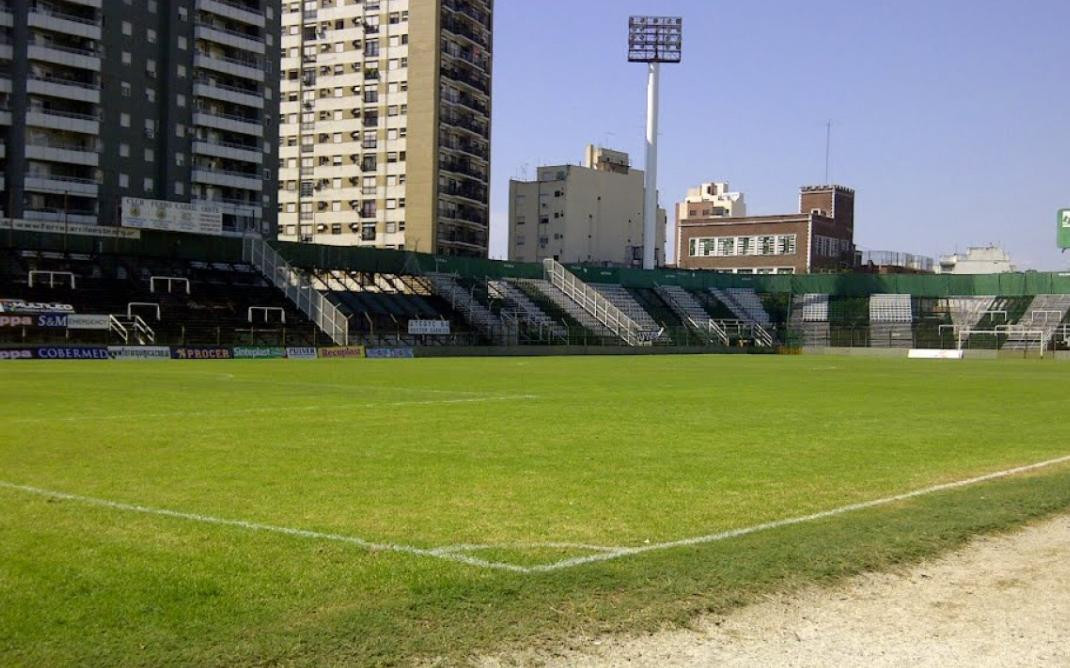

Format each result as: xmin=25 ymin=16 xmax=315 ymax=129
xmin=629 ymin=16 xmax=682 ymax=270
xmin=824 ymin=120 xmax=832 ymax=184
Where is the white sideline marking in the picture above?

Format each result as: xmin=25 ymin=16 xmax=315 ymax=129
xmin=8 ymin=395 xmax=539 ymax=424
xmin=0 ymin=481 xmax=528 ymax=573
xmin=529 ymin=453 xmax=1070 ymax=572
xmin=2 ymin=454 xmax=1068 ymax=574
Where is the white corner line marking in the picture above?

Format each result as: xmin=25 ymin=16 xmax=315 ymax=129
xmin=530 ymin=453 xmax=1070 ymax=572
xmin=2 ymin=453 xmax=1068 ymax=574
xmin=0 ymin=481 xmax=530 ymax=573
xmin=8 ymin=395 xmax=540 ymax=424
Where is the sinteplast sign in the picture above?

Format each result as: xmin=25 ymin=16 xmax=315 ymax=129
xmin=1061 ymin=209 xmax=1070 ymax=250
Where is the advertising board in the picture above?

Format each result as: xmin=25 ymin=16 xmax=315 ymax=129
xmin=285 ymin=347 xmax=319 ymax=359
xmin=121 ymin=197 xmax=223 ymax=236
xmin=172 ymin=347 xmax=234 ymax=360
xmin=34 ymin=346 xmax=110 ymax=360
xmin=365 ymin=347 xmax=415 ymax=359
xmin=1060 ymin=209 xmax=1070 ymax=250
xmin=317 ymin=346 xmax=366 ymax=359
xmin=68 ymin=314 xmax=111 ymax=330
xmin=233 ymin=346 xmax=286 ymax=359
xmin=408 ymin=320 xmax=451 ymax=335
xmin=108 ymin=346 xmax=172 ymax=360
xmin=0 ymin=218 xmax=141 ymax=240
xmin=0 ymin=299 xmax=74 ymax=314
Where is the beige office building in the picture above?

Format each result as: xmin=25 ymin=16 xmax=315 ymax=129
xmin=508 ymin=146 xmax=667 ymax=267
xmin=278 ymin=0 xmax=492 ymax=256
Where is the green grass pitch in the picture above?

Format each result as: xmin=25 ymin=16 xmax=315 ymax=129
xmin=3 ymin=355 xmax=1070 ymax=664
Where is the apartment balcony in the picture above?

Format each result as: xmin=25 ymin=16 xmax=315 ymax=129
xmin=194 ymin=51 xmax=264 ymax=83
xmin=0 ymin=76 xmax=9 ymax=94
xmin=194 ymin=23 xmax=265 ymax=55
xmin=0 ymin=44 xmax=11 ymax=59
xmin=439 ymin=159 xmax=488 ymax=183
xmin=24 ymin=174 xmax=100 ymax=197
xmin=25 ymin=108 xmax=100 ymax=135
xmin=26 ymin=141 xmax=100 ymax=167
xmin=28 ymin=7 xmax=102 ymax=41
xmin=441 ymin=14 xmax=490 ymax=49
xmin=193 ymin=81 xmax=263 ymax=109
xmin=0 ymin=109 xmax=9 ymax=126
xmin=0 ymin=142 xmax=5 ymax=159
xmin=195 ymin=0 xmax=266 ymax=29
xmin=440 ymin=141 xmax=488 ymax=163
xmin=193 ymin=110 xmax=261 ymax=136
xmin=441 ymin=94 xmax=489 ymax=118
xmin=439 ymin=185 xmax=488 ymax=207
xmin=437 ymin=211 xmax=489 ymax=229
xmin=436 ymin=237 xmax=487 ymax=254
xmin=440 ymin=65 xmax=490 ymax=96
xmin=192 ymin=139 xmax=262 ymax=165
xmin=441 ymin=113 xmax=489 ymax=139
xmin=27 ymin=75 xmax=101 ymax=104
xmin=0 ymin=7 xmax=12 ymax=29
xmin=27 ymin=43 xmax=102 ymax=72
xmin=193 ymin=197 xmax=262 ymax=218
xmin=24 ymin=209 xmax=98 ymax=225
xmin=192 ymin=167 xmax=263 ymax=192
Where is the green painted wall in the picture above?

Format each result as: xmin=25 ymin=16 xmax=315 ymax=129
xmin=5 ymin=228 xmax=1069 ymax=298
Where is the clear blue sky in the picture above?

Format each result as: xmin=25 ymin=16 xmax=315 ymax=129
xmin=487 ymin=0 xmax=1070 ymax=270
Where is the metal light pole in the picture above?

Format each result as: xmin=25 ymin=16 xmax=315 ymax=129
xmin=629 ymin=16 xmax=682 ymax=270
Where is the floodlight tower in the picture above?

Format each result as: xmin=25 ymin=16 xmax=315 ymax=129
xmin=629 ymin=16 xmax=682 ymax=270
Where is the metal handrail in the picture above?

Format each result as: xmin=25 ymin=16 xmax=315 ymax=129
xmin=543 ymin=259 xmax=649 ymax=347
xmin=242 ymin=237 xmax=348 ymax=345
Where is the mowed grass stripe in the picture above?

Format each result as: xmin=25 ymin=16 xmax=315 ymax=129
xmin=2 ymin=355 xmax=1070 ymax=663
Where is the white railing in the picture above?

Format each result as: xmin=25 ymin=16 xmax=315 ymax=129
xmin=28 ymin=270 xmax=75 ymax=288
xmin=131 ymin=315 xmax=156 ymax=344
xmin=957 ymin=325 xmax=1049 ymax=357
xmin=248 ymin=306 xmax=286 ymax=324
xmin=109 ymin=315 xmax=128 ymax=344
xmin=488 ymin=280 xmax=568 ymax=344
xmin=425 ymin=273 xmax=508 ymax=343
xmin=707 ymin=318 xmax=730 ymax=346
xmin=543 ymin=259 xmax=650 ymax=347
xmin=150 ymin=276 xmax=190 ymax=294
xmin=655 ymin=284 xmax=727 ymax=346
xmin=242 ymin=237 xmax=348 ymax=345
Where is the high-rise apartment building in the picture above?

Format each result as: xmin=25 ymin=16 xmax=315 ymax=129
xmin=508 ymin=146 xmax=667 ymax=267
xmin=0 ymin=0 xmax=280 ymax=237
xmin=277 ymin=0 xmax=493 ymax=257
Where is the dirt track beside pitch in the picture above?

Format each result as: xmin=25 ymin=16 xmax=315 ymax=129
xmin=492 ymin=514 xmax=1070 ymax=667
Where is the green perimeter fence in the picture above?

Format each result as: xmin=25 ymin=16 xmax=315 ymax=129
xmin=5 ymin=227 xmax=1070 ymax=298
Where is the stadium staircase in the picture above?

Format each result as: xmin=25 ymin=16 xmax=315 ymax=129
xmin=488 ymin=280 xmax=568 ymax=344
xmin=708 ymin=287 xmax=774 ymax=346
xmin=656 ymin=284 xmax=729 ymax=345
xmin=947 ymin=296 xmax=996 ymax=332
xmin=868 ymin=294 xmax=914 ymax=348
xmin=1002 ymin=294 xmax=1070 ymax=352
xmin=788 ymin=294 xmax=831 ymax=347
xmin=242 ymin=238 xmax=348 ymax=345
xmin=425 ymin=273 xmax=515 ymax=344
xmin=591 ymin=284 xmax=667 ymax=344
xmin=3 ymin=248 xmax=320 ymax=346
xmin=514 ymin=278 xmax=619 ymax=343
xmin=541 ymin=259 xmax=657 ymax=346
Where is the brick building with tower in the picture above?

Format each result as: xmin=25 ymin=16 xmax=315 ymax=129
xmin=675 ymin=185 xmax=857 ymax=274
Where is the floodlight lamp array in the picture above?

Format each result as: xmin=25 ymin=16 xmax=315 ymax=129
xmin=627 ymin=16 xmax=683 ymax=63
